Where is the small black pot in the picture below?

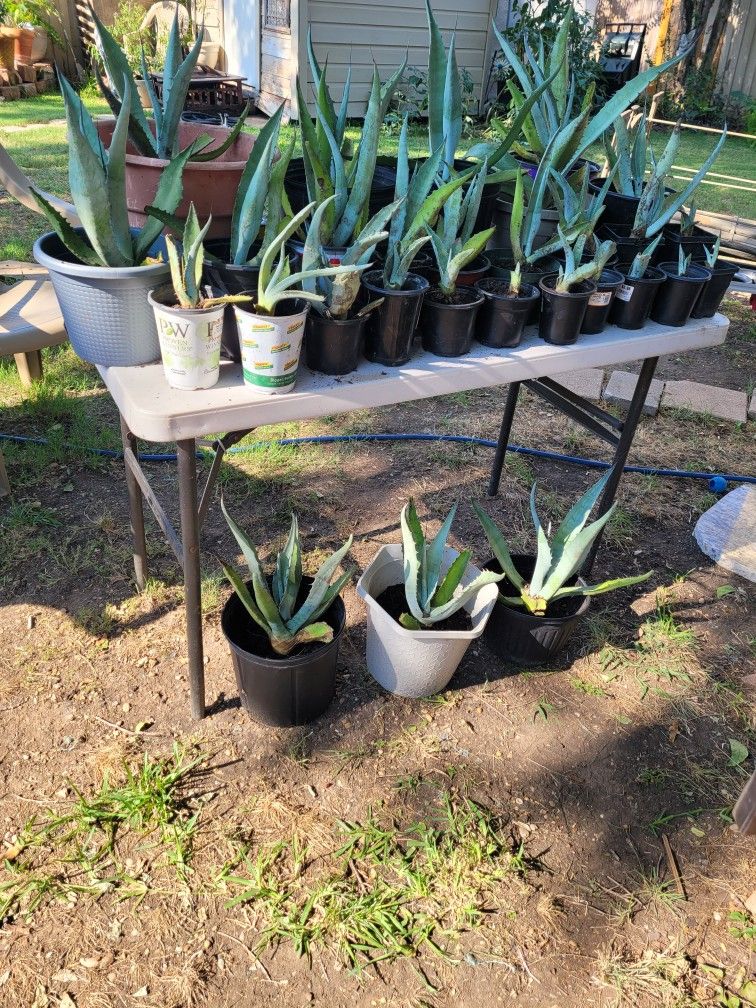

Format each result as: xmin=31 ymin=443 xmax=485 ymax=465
xmin=538 ymin=276 xmax=595 ymax=345
xmin=419 ymin=288 xmax=484 ymax=357
xmin=691 ymin=260 xmax=739 ymax=319
xmin=651 ymin=262 xmax=712 ymax=327
xmin=580 ymin=269 xmax=624 ymax=334
xmin=608 ymin=267 xmax=665 ymax=330
xmin=305 ymin=313 xmax=367 ymax=375
xmin=475 ymin=277 xmax=539 ymax=348
xmin=662 ymin=224 xmax=718 ymax=265
xmin=482 ymin=555 xmax=589 ymax=667
xmin=204 ymin=238 xmax=260 ymax=362
xmin=589 ymin=181 xmax=641 ymax=230
xmin=221 ymin=579 xmax=346 ymax=727
xmin=597 ymin=224 xmax=646 ymax=269
xmin=361 ymin=270 xmax=429 ymax=366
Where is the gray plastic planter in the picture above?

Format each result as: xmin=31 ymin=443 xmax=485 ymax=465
xmin=356 ymin=544 xmax=499 ymax=698
xmin=34 ymin=229 xmax=169 ymax=367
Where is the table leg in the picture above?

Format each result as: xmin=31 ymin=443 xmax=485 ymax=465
xmin=487 ymin=382 xmax=521 ymax=497
xmin=120 ymin=417 xmax=148 ymax=590
xmin=176 ymin=438 xmax=205 ymax=720
xmin=582 ymin=356 xmax=659 ymax=575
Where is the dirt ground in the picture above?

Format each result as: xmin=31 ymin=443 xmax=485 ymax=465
xmin=0 ymin=299 xmax=754 ymax=1008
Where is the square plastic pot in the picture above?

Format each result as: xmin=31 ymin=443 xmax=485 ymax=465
xmin=356 ymin=544 xmax=499 ymax=698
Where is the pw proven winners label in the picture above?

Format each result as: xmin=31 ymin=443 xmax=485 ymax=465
xmin=236 ymin=309 xmax=307 ymax=393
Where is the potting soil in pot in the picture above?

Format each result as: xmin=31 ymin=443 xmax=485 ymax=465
xmin=375 ymin=584 xmax=473 ymax=632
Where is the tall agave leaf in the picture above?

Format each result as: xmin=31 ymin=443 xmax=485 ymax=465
xmin=230 ymin=101 xmax=285 ymax=264
xmin=425 ymin=0 xmax=446 ymax=159
xmin=332 ymin=67 xmax=383 ymax=246
xmin=159 ymin=26 xmax=205 ymax=158
xmin=272 ymin=514 xmax=302 ymax=622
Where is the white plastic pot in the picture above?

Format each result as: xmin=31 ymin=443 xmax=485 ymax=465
xmin=356 ymin=544 xmax=499 ymax=698
xmin=149 ymin=286 xmax=224 ymax=390
xmin=234 ymin=302 xmax=308 ymax=394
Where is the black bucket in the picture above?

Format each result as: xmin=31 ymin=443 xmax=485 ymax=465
xmin=691 ymin=260 xmax=739 ymax=319
xmin=661 ymin=224 xmax=718 ymax=265
xmin=589 ymin=181 xmax=641 ymax=230
xmin=597 ymin=224 xmax=646 ymax=270
xmin=305 ymin=313 xmax=367 ymax=375
xmin=608 ymin=267 xmax=665 ymax=330
xmin=419 ymin=289 xmax=484 ymax=357
xmin=580 ymin=269 xmax=624 ymax=334
xmin=538 ymin=277 xmax=595 ymax=346
xmin=482 ymin=556 xmax=589 ymax=667
xmin=221 ymin=579 xmax=345 ymax=727
xmin=361 ymin=269 xmax=428 ymax=366
xmin=205 ymin=238 xmax=260 ymax=362
xmin=651 ymin=262 xmax=711 ymax=327
xmin=475 ymin=277 xmax=539 ymax=348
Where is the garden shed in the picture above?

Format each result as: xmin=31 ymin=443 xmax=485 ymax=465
xmin=220 ymin=0 xmax=502 ymax=117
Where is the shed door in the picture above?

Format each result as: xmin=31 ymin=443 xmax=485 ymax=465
xmin=223 ymin=0 xmax=261 ymax=91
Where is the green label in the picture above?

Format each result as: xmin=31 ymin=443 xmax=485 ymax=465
xmin=243 ymin=369 xmax=297 ymax=388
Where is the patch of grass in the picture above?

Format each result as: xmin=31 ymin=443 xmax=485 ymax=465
xmin=220 ymin=790 xmax=528 ymax=971
xmin=594 ymin=946 xmax=693 ymax=1007
xmin=0 ymin=743 xmax=208 ymax=922
xmin=570 ymin=677 xmax=609 ymax=698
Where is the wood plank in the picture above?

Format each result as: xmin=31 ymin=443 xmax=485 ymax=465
xmin=309 ymin=2 xmax=490 ymax=32
xmin=261 ymin=32 xmax=291 ymax=58
xmin=261 ymin=53 xmax=293 ymax=79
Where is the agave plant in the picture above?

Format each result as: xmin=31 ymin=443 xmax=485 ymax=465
xmin=626 ymin=235 xmax=662 ymax=279
xmin=424 ymin=162 xmax=496 ymax=297
xmin=474 ymin=472 xmax=651 ymax=617
xmin=679 ymin=202 xmax=697 ymax=236
xmin=301 ymin=196 xmax=399 ymax=318
xmin=553 ymin=228 xmax=616 ymax=293
xmin=252 ymin=202 xmax=365 ymax=315
xmin=399 ymin=500 xmax=503 ymax=630
xmin=703 ymin=236 xmax=721 ymax=268
xmin=29 ymin=75 xmax=201 ymax=268
xmin=91 ymin=8 xmax=249 ymax=161
xmin=164 ymin=205 xmax=252 ymax=310
xmin=296 ymin=34 xmax=405 ymax=248
xmin=674 ymin=245 xmax=693 ymax=277
xmin=218 ymin=499 xmax=353 ymax=655
xmin=604 ymin=118 xmax=727 ymax=240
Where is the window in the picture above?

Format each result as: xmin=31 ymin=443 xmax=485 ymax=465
xmin=264 ymin=0 xmax=290 ymax=30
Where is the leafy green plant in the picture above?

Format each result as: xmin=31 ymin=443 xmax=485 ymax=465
xmin=424 ymin=162 xmax=495 ymax=296
xmin=218 ymin=499 xmax=353 ymax=655
xmin=554 ymin=228 xmax=615 ymax=293
xmin=605 ymin=119 xmax=727 ymax=240
xmin=474 ymin=470 xmax=651 ymax=616
xmin=627 ymin=235 xmax=662 ymax=280
xmin=251 ymin=202 xmax=363 ymax=316
xmin=398 ymin=499 xmax=502 ymax=630
xmin=302 ymin=195 xmax=398 ymax=318
xmin=164 ymin=204 xmax=252 ymax=310
xmin=703 ymin=236 xmax=721 ymax=268
xmin=3 ymin=0 xmax=61 ymax=42
xmin=28 ymin=76 xmax=200 ymax=268
xmin=297 ymin=31 xmax=405 ymax=248
xmin=92 ymin=9 xmax=250 ymax=161
xmin=675 ymin=245 xmax=692 ymax=277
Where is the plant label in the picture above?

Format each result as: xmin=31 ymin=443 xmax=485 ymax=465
xmin=615 ymin=283 xmax=635 ymax=302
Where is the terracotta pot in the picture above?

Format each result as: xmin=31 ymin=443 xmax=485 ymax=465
xmin=30 ymin=26 xmax=48 ymax=62
xmin=0 ymin=27 xmax=20 ymax=70
xmin=14 ymin=26 xmax=34 ymax=64
xmin=95 ymin=120 xmax=256 ymax=240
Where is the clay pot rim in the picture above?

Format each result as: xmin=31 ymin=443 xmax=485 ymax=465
xmin=95 ymin=119 xmax=257 ymax=171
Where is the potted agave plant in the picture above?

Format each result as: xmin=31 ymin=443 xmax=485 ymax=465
xmin=356 ymin=500 xmax=501 ymax=697
xmin=218 ymin=500 xmax=353 ymax=726
xmin=148 ymin=205 xmax=252 ymax=390
xmin=651 ymin=246 xmax=711 ymax=327
xmin=691 ymin=237 xmax=738 ymax=319
xmin=233 ymin=203 xmax=359 ymax=394
xmin=661 ymin=202 xmax=716 ymax=264
xmin=91 ymin=10 xmax=253 ymax=238
xmin=474 ymin=471 xmax=651 ymax=666
xmin=608 ymin=236 xmax=666 ymax=330
xmin=539 ymin=229 xmax=615 ymax=345
xmin=29 ymin=77 xmax=200 ymax=367
xmin=302 ymin=196 xmax=398 ymax=375
xmin=419 ymin=163 xmax=496 ymax=357
xmin=597 ymin=117 xmax=726 ymax=268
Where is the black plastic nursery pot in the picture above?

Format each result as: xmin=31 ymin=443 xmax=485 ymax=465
xmin=651 ymin=262 xmax=712 ymax=327
xmin=691 ymin=259 xmax=739 ymax=318
xmin=204 ymin=238 xmax=261 ymax=362
xmin=361 ymin=269 xmax=429 ymax=366
xmin=482 ymin=556 xmax=589 ymax=667
xmin=588 ymin=180 xmax=640 ymax=229
xmin=419 ymin=255 xmax=490 ymax=289
xmin=538 ymin=276 xmax=595 ymax=346
xmin=285 ymin=158 xmax=397 ymax=217
xmin=419 ymin=287 xmax=484 ymax=357
xmin=608 ymin=267 xmax=665 ymax=330
xmin=597 ymin=224 xmax=647 ymax=269
xmin=305 ymin=312 xmax=367 ymax=375
xmin=580 ymin=269 xmax=625 ymax=335
xmin=661 ymin=224 xmax=718 ymax=265
xmin=221 ymin=578 xmax=346 ymax=727
xmin=475 ymin=277 xmax=539 ymax=348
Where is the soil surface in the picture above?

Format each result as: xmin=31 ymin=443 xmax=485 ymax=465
xmin=375 ymin=583 xmax=474 ymax=632
xmin=0 ymin=297 xmax=754 ymax=1008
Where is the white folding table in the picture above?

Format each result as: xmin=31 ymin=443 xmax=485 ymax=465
xmin=98 ymin=313 xmax=729 ymax=719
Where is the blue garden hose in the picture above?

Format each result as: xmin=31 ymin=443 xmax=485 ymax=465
xmin=0 ymin=430 xmax=754 ymax=492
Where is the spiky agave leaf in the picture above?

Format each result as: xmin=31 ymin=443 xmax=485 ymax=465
xmin=231 ymin=101 xmax=285 ymax=264
xmin=272 ymin=514 xmax=302 ymax=622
